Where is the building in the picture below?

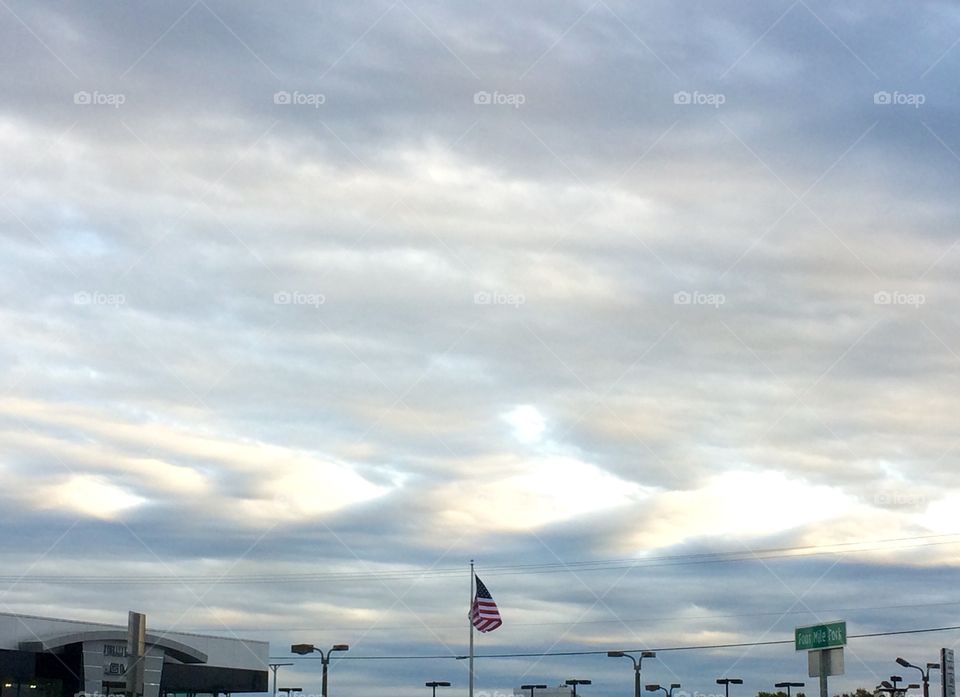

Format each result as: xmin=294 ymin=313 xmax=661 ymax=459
xmin=0 ymin=612 xmax=268 ymax=697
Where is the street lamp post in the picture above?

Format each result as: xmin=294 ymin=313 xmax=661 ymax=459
xmin=879 ymin=680 xmax=904 ymax=697
xmin=881 ymin=685 xmax=922 ymax=697
xmin=290 ymin=643 xmax=350 ymax=697
xmin=647 ymin=683 xmax=682 ymax=697
xmin=882 ymin=677 xmax=921 ymax=697
xmin=775 ymin=681 xmax=806 ymax=697
xmin=566 ymin=679 xmax=592 ymax=697
xmin=897 ymin=657 xmax=941 ymax=697
xmin=717 ymin=678 xmax=744 ymax=697
xmin=426 ymin=681 xmax=452 ymax=697
xmin=269 ymin=664 xmax=294 ymax=697
xmin=608 ymin=650 xmax=657 ymax=697
xmin=522 ymin=685 xmax=548 ymax=697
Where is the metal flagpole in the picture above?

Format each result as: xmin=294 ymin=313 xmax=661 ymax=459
xmin=469 ymin=559 xmax=475 ymax=697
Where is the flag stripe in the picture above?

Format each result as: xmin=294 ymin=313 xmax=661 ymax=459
xmin=470 ymin=575 xmax=502 ymax=632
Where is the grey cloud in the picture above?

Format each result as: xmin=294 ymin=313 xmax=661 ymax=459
xmin=2 ymin=1 xmax=960 ymax=695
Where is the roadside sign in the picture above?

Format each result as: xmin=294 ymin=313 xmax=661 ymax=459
xmin=808 ymin=648 xmax=844 ymax=677
xmin=943 ymin=648 xmax=955 ymax=697
xmin=796 ymin=621 xmax=847 ymax=651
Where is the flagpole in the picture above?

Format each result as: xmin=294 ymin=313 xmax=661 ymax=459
xmin=469 ymin=559 xmax=475 ymax=697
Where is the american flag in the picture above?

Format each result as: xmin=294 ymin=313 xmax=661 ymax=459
xmin=470 ymin=575 xmax=502 ymax=632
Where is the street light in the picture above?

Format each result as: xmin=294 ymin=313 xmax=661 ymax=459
xmin=716 ymin=678 xmax=744 ymax=697
xmin=880 ymin=677 xmax=921 ymax=697
xmin=647 ymin=683 xmax=682 ymax=697
xmin=775 ymin=682 xmax=806 ymax=697
xmin=609 ymin=650 xmax=657 ymax=697
xmin=269 ymin=663 xmax=294 ymax=697
xmin=522 ymin=685 xmax=549 ymax=697
xmin=566 ymin=679 xmax=592 ymax=697
xmin=879 ymin=685 xmax=921 ymax=697
xmin=426 ymin=681 xmax=452 ymax=697
xmin=290 ymin=643 xmax=350 ymax=697
xmin=897 ymin=658 xmax=941 ymax=697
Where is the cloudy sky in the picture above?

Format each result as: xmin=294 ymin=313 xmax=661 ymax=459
xmin=2 ymin=1 xmax=960 ymax=696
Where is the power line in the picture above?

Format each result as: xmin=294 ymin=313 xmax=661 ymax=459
xmin=270 ymin=623 xmax=960 ymax=661
xmin=187 ymin=598 xmax=960 ymax=633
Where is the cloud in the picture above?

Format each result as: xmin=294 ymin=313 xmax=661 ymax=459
xmin=435 ymin=455 xmax=647 ymax=530
xmin=634 ymin=470 xmax=860 ymax=549
xmin=2 ymin=1 xmax=960 ymax=694
xmin=33 ymin=474 xmax=147 ymax=520
xmin=504 ymin=404 xmax=547 ymax=444
xmin=0 ymin=397 xmax=391 ymax=524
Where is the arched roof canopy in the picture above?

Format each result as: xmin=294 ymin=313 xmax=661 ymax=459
xmin=20 ymin=631 xmax=208 ymax=664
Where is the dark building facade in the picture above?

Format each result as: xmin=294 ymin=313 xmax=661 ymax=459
xmin=0 ymin=613 xmax=268 ymax=697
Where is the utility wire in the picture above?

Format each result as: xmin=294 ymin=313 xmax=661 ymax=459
xmin=270 ymin=624 xmax=960 ymax=661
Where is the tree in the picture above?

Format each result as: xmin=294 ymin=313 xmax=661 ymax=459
xmin=834 ymin=688 xmax=875 ymax=697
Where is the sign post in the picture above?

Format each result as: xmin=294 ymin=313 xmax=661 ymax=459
xmin=819 ymin=651 xmax=828 ymax=697
xmin=126 ymin=611 xmax=146 ymax=697
xmin=796 ymin=622 xmax=847 ymax=697
xmin=943 ymin=649 xmax=955 ymax=697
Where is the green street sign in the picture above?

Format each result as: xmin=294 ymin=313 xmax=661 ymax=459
xmin=795 ymin=621 xmax=847 ymax=651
